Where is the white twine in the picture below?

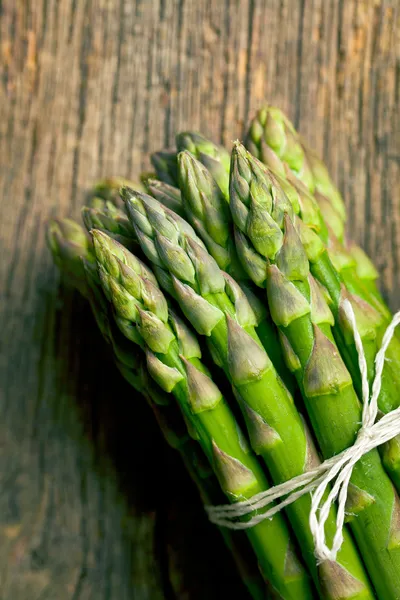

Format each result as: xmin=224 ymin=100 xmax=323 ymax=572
xmin=206 ymin=300 xmax=400 ymax=563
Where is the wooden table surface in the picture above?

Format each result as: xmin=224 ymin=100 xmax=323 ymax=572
xmin=1 ymin=1 xmax=399 ymax=598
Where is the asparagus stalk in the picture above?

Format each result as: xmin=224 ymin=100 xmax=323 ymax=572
xmin=297 ymin=144 xmax=387 ymax=310
xmin=287 ymin=141 xmax=390 ymax=320
xmin=280 ymin=168 xmax=390 ymax=323
xmin=47 ymin=218 xmax=269 ymax=600
xmin=176 ymin=150 xmax=296 ymax=394
xmin=82 ymin=201 xmax=139 ymax=252
xmin=151 ymin=132 xmax=231 ymax=210
xmin=176 ymin=131 xmax=231 ymax=199
xmin=118 ymin=353 xmax=269 ymax=600
xmin=83 ymin=181 xmax=185 ymax=253
xmin=91 ymin=177 xmax=146 ymax=208
xmin=244 ymin=105 xmax=345 ymax=221
xmin=92 ymin=229 xmax=312 ymax=600
xmin=244 ymin=108 xmax=387 ymax=310
xmin=85 ymin=255 xmax=254 ymax=595
xmin=244 ymin=105 xmax=389 ymax=312
xmin=238 ymin=134 xmax=400 ymax=484
xmin=123 ymin=188 xmax=374 ymax=598
xmin=299 ymin=141 xmax=347 ymax=229
xmin=122 ymin=366 xmax=271 ymax=600
xmin=322 ymin=227 xmax=391 ymax=320
xmin=177 ymin=150 xmax=245 ymax=279
xmin=276 ymin=171 xmax=389 ymax=322
xmin=267 ymin=153 xmax=400 ymax=479
xmin=297 ymin=216 xmax=400 ymax=489
xmin=151 ymin=150 xmax=179 ymax=186
xmin=345 ymin=242 xmax=381 ymax=302
xmin=146 ymin=179 xmax=185 ymax=217
xmin=229 ymin=142 xmax=400 ymax=599
xmin=47 ymin=218 xmax=95 ymax=296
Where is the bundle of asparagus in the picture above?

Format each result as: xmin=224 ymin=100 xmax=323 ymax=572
xmin=47 ymin=105 xmax=400 ymax=599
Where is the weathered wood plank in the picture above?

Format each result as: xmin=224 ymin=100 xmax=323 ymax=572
xmin=1 ymin=0 xmax=399 ymax=598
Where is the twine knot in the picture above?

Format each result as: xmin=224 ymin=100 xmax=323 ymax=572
xmin=356 ymin=426 xmax=374 ymax=443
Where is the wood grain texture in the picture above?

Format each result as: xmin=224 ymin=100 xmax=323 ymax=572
xmin=1 ymin=0 xmax=399 ymax=598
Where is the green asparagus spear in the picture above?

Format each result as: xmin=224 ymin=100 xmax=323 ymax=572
xmin=176 ymin=131 xmax=231 ymax=199
xmin=244 ymin=114 xmax=388 ymax=315
xmin=240 ymin=131 xmax=400 ymax=466
xmin=299 ymin=141 xmax=347 ymax=225
xmin=297 ymin=217 xmax=400 ymax=487
xmin=230 ymin=141 xmax=400 ymax=599
xmin=47 ymin=218 xmax=95 ymax=296
xmin=323 ymin=228 xmax=391 ymax=320
xmin=244 ymin=105 xmax=345 ymax=222
xmin=47 ymin=217 xmax=269 ymax=600
xmin=91 ymin=177 xmax=145 ymax=208
xmin=123 ymin=188 xmax=374 ymax=599
xmin=92 ymin=229 xmax=312 ymax=600
xmin=151 ymin=150 xmax=179 ymax=186
xmin=244 ymin=105 xmax=391 ymax=316
xmin=85 ymin=245 xmax=266 ymax=597
xmin=177 ymin=150 xmax=245 ymax=279
xmin=346 ymin=242 xmax=382 ymax=302
xmin=272 ymin=164 xmax=400 ymax=475
xmin=118 ymin=354 xmax=269 ymax=600
xmin=280 ymin=167 xmax=393 ymax=326
xmin=52 ymin=220 xmax=294 ymax=597
xmin=176 ymin=150 xmax=296 ymax=394
xmin=122 ymin=362 xmax=269 ymax=600
xmin=82 ymin=201 xmax=139 ymax=252
xmin=295 ymin=142 xmax=393 ymax=322
xmin=146 ymin=179 xmax=185 ymax=217
xmin=84 ymin=181 xmax=184 ymax=253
